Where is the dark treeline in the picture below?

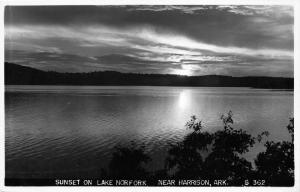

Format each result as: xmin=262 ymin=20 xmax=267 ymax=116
xmin=103 ymin=112 xmax=294 ymax=186
xmin=5 ymin=62 xmax=293 ymax=89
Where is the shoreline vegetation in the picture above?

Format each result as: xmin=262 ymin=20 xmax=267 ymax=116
xmin=5 ymin=62 xmax=293 ymax=89
xmin=102 ymin=112 xmax=294 ymax=186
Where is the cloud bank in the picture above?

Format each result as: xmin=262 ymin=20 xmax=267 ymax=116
xmin=5 ymin=5 xmax=294 ymax=77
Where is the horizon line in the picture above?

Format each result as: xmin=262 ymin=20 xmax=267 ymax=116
xmin=5 ymin=62 xmax=294 ymax=79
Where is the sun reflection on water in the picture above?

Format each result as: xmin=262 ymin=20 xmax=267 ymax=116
xmin=178 ymin=90 xmax=191 ymax=109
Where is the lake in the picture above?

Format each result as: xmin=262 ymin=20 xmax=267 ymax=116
xmin=5 ymin=86 xmax=294 ymax=178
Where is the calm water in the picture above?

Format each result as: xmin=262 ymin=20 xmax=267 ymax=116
xmin=5 ymin=86 xmax=294 ymax=178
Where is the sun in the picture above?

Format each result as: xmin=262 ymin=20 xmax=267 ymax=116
xmin=173 ymin=69 xmax=192 ymax=76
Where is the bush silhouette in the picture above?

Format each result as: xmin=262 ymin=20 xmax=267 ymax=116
xmin=164 ymin=112 xmax=294 ymax=186
xmin=106 ymin=145 xmax=151 ymax=179
xmin=165 ymin=112 xmax=256 ymax=184
xmin=102 ymin=112 xmax=294 ymax=186
xmin=254 ymin=118 xmax=294 ymax=186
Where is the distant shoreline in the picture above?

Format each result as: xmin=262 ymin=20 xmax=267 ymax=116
xmin=4 ymin=85 xmax=294 ymax=91
xmin=5 ymin=62 xmax=294 ymax=89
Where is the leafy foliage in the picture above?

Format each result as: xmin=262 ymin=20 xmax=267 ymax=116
xmin=165 ymin=111 xmax=294 ymax=185
xmin=254 ymin=118 xmax=294 ymax=186
xmin=287 ymin=118 xmax=294 ymax=141
xmin=107 ymin=145 xmax=150 ymax=179
xmin=102 ymin=112 xmax=294 ymax=186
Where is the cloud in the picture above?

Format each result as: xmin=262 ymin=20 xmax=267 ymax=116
xmin=126 ymin=5 xmax=293 ymax=18
xmin=5 ymin=6 xmax=293 ymax=50
xmin=217 ymin=5 xmax=293 ymax=17
xmin=126 ymin=5 xmax=208 ymax=14
xmin=5 ymin=24 xmax=293 ymax=59
xmin=135 ymin=28 xmax=293 ymax=59
xmin=4 ymin=5 xmax=294 ymax=77
xmin=5 ymin=50 xmax=180 ymax=74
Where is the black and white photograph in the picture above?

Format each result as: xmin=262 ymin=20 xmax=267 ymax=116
xmin=1 ymin=2 xmax=298 ymax=189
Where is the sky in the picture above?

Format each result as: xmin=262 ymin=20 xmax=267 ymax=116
xmin=4 ymin=5 xmax=294 ymax=77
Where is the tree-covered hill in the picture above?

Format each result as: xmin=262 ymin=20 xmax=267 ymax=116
xmin=5 ymin=62 xmax=293 ymax=89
